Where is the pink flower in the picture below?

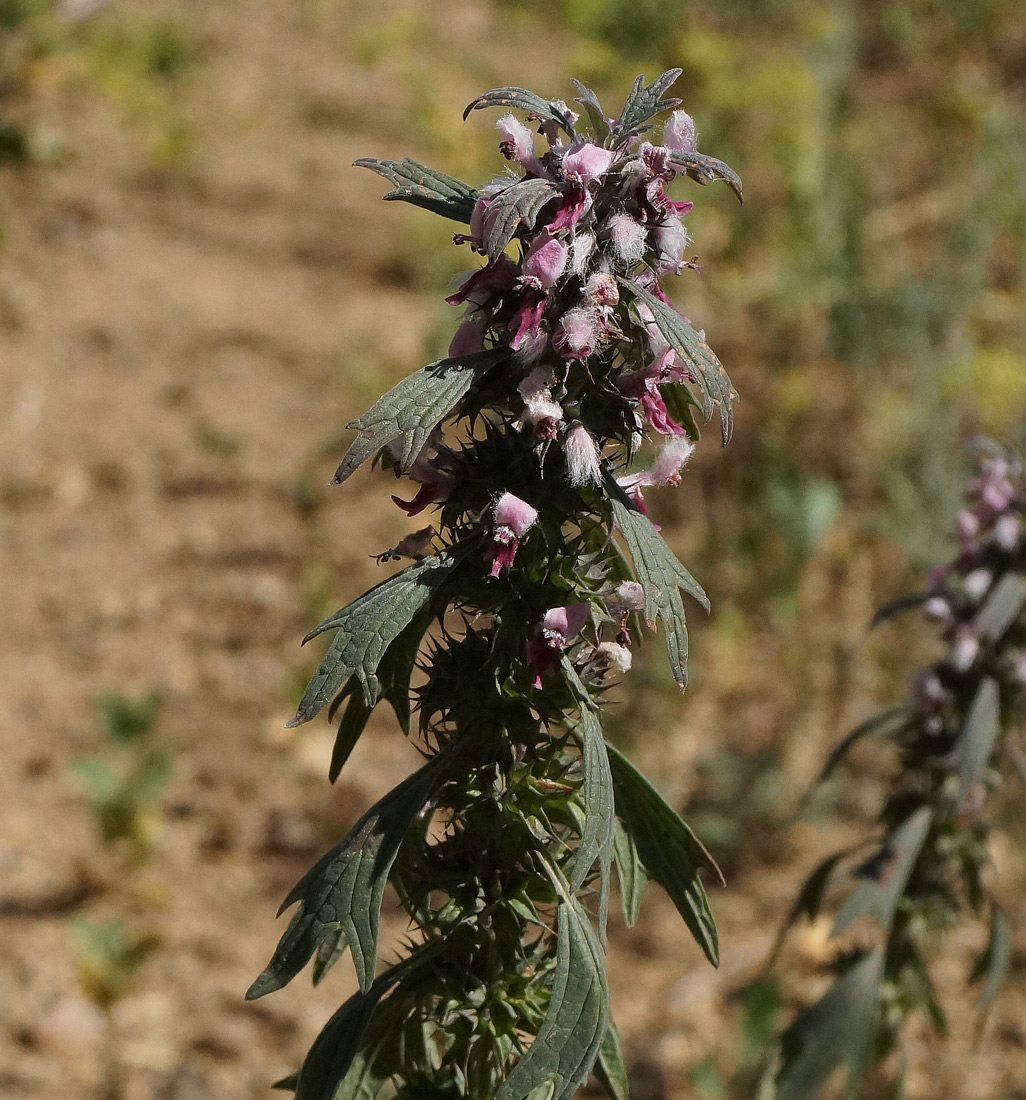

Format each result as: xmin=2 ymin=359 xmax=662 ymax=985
xmin=584 ymin=272 xmax=618 ymax=310
xmin=652 ymin=216 xmax=690 ymax=275
xmin=552 ymin=307 xmax=600 ymax=360
xmin=615 ymin=581 xmax=645 ymax=610
xmin=508 ymin=291 xmax=547 ymax=353
xmin=548 ymin=186 xmax=591 ymax=232
xmin=520 ymin=231 xmax=568 ymax=290
xmin=622 ymin=436 xmax=695 ymax=490
xmin=496 ymin=113 xmax=542 ymax=174
xmin=542 ymin=602 xmax=590 ymax=645
xmin=518 ymin=367 xmax=563 ymax=439
xmin=663 ymin=110 xmax=697 ymax=153
xmin=526 ymin=602 xmax=590 ymax=687
xmin=607 ymin=212 xmax=647 ymax=265
xmin=994 ymin=514 xmax=1020 ymax=551
xmin=448 ymin=318 xmax=484 ymax=358
xmin=391 ymin=450 xmax=455 ymax=517
xmin=446 ymin=257 xmax=517 ymax=306
xmin=488 ymin=492 xmax=538 ymax=577
xmin=562 ymin=424 xmax=602 ymax=487
xmin=562 ymin=142 xmax=615 ymax=185
xmin=597 ymin=641 xmax=632 ymax=672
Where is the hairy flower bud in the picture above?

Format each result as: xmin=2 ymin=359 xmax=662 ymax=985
xmin=597 ymin=640 xmax=633 ymax=672
xmin=562 ymin=424 xmax=602 ymax=486
xmin=663 ymin=109 xmax=697 ymax=153
xmin=607 ymin=212 xmax=648 ymax=266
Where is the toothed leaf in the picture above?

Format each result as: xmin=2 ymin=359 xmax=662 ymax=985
xmin=608 ymin=744 xmax=721 ymax=966
xmin=332 ymin=348 xmax=507 ymax=486
xmin=669 ymin=150 xmax=744 ymax=203
xmin=622 ymin=279 xmax=735 ymax=444
xmin=463 ymin=87 xmax=576 ymax=137
xmin=611 ymin=496 xmax=708 ymax=690
xmin=247 ymin=755 xmax=446 ymax=999
xmin=355 ymin=157 xmax=478 ymax=223
xmin=614 ymin=69 xmax=682 ymax=139
xmin=290 ymin=550 xmax=461 ymax=728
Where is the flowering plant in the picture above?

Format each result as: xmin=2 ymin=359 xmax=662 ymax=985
xmin=767 ymin=444 xmax=1026 ymax=1099
xmin=248 ymin=70 xmax=741 ymax=1099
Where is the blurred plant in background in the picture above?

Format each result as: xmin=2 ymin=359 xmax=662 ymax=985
xmin=765 ymin=444 xmax=1026 ymax=1099
xmin=65 ymin=689 xmax=169 ymax=1098
xmin=72 ymin=689 xmax=172 ymax=860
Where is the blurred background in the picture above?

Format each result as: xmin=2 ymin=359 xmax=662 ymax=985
xmin=2 ymin=1 xmax=1025 ymax=1098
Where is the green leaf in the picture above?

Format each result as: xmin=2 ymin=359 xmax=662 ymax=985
xmin=817 ymin=707 xmax=910 ymax=783
xmin=571 ymin=79 xmax=610 ymax=143
xmin=971 ymin=900 xmax=1012 ymax=1008
xmin=612 ymin=818 xmax=647 ymax=927
xmin=608 ymin=744 xmax=721 ymax=966
xmin=354 ymin=157 xmax=478 ymax=223
xmin=611 ymin=496 xmax=708 ymax=690
xmin=496 ymin=900 xmax=610 ymax=1100
xmin=463 ymin=87 xmax=576 ymax=137
xmin=950 ymin=676 xmax=1000 ymax=804
xmin=326 ymin=611 xmax=430 ymax=783
xmin=668 ymin=151 xmax=744 ymax=204
xmin=483 ymin=177 xmax=559 ymax=261
xmin=832 ymin=806 xmax=933 ymax=936
xmin=621 ymin=279 xmax=735 ymax=444
xmin=293 ymin=948 xmax=435 ymax=1100
xmin=614 ymin=69 xmax=682 ymax=139
xmin=972 ymin=573 xmax=1026 ymax=642
xmin=569 ymin=704 xmax=615 ymax=943
xmin=594 ymin=1019 xmax=629 ymax=1100
xmin=246 ymin=755 xmax=446 ymax=998
xmin=330 ymin=993 xmax=409 ymax=1100
xmin=332 ymin=348 xmax=506 ymax=486
xmin=289 ymin=550 xmax=460 ymax=727
xmin=768 ymin=947 xmax=884 ymax=1100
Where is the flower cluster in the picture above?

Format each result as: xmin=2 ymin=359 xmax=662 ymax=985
xmin=768 ymin=445 xmax=1026 ymax=1100
xmin=249 ymin=72 xmax=742 ymax=1100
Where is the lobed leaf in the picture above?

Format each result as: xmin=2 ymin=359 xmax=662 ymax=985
xmin=354 ymin=157 xmax=478 ymax=223
xmin=612 ymin=818 xmax=647 ymax=927
xmin=611 ymin=496 xmax=708 ymax=691
xmin=669 ymin=150 xmax=744 ymax=204
xmin=462 ymin=87 xmax=576 ymax=137
xmin=571 ymin=79 xmax=610 ymax=143
xmin=483 ymin=177 xmax=559 ymax=261
xmin=608 ymin=744 xmax=721 ymax=966
xmin=290 ymin=550 xmax=461 ymax=728
xmin=594 ymin=1019 xmax=629 ymax=1100
xmin=247 ymin=755 xmax=446 ymax=998
xmin=332 ymin=348 xmax=507 ymax=486
xmin=495 ymin=899 xmax=610 ymax=1100
xmin=767 ymin=947 xmax=884 ymax=1100
xmin=832 ymin=806 xmax=933 ymax=937
xmin=614 ymin=69 xmax=683 ymax=140
xmin=622 ymin=279 xmax=735 ymax=444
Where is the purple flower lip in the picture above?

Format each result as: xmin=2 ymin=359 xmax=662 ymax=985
xmin=487 ymin=492 xmax=538 ymax=577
